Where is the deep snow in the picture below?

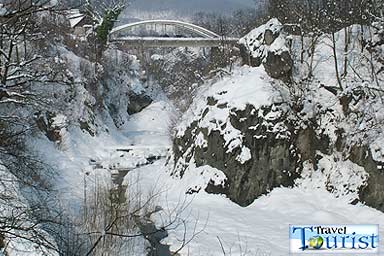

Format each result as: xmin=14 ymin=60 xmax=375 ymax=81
xmin=30 ymin=63 xmax=384 ymax=255
xmin=23 ymin=23 xmax=384 ymax=256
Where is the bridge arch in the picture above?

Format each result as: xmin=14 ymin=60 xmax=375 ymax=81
xmin=110 ymin=19 xmax=220 ymax=40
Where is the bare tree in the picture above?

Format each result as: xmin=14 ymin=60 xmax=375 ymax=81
xmin=0 ymin=1 xmax=71 ymax=254
xmin=76 ymin=172 xmax=203 ymax=256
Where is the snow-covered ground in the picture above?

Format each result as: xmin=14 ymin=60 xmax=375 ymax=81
xmin=127 ymin=159 xmax=384 ymax=256
xmin=29 ymin=64 xmax=384 ymax=256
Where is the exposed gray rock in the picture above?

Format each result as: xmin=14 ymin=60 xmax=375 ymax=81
xmin=264 ymin=29 xmax=278 ymax=45
xmin=127 ymin=92 xmax=153 ymax=115
xmin=264 ymin=51 xmax=293 ymax=82
xmin=347 ymin=145 xmax=384 ymax=211
xmin=238 ymin=44 xmax=263 ymax=67
xmin=173 ymin=100 xmax=327 ymax=207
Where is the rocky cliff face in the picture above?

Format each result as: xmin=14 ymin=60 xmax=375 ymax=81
xmin=175 ymin=101 xmax=300 ymax=206
xmin=31 ymin=45 xmax=155 ymax=143
xmin=173 ymin=67 xmax=330 ymax=206
xmin=100 ymin=48 xmax=153 ymax=127
xmin=172 ymin=73 xmax=377 ymax=208
xmin=173 ymin=82 xmax=384 ymax=211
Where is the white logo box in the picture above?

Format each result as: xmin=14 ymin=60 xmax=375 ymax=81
xmin=289 ymin=224 xmax=379 ymax=254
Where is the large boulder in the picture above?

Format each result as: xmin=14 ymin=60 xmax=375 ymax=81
xmin=174 ymin=103 xmax=306 ymax=206
xmin=239 ymin=18 xmax=293 ymax=82
xmin=127 ymin=92 xmax=153 ymax=115
xmin=172 ymin=67 xmax=326 ymax=206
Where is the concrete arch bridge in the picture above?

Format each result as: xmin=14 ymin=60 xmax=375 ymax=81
xmin=109 ymin=19 xmax=239 ymax=48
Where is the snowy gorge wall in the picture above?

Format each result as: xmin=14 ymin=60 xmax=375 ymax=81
xmin=0 ymin=10 xmax=158 ymax=253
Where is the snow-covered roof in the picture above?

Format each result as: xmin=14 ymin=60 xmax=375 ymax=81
xmin=69 ymin=15 xmax=85 ymax=28
xmin=65 ymin=9 xmax=87 ymax=28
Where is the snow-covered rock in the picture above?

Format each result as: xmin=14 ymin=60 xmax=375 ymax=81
xmin=173 ymin=66 xmax=321 ymax=206
xmin=239 ymin=18 xmax=293 ymax=81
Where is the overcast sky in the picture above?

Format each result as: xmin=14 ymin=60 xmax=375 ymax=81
xmin=122 ymin=0 xmax=258 ymax=21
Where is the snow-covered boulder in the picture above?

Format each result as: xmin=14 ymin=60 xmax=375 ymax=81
xmin=239 ymin=18 xmax=293 ymax=82
xmin=172 ymin=67 xmax=328 ymax=206
xmin=127 ymin=91 xmax=153 ymax=115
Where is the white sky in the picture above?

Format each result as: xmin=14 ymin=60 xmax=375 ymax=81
xmin=122 ymin=0 xmax=260 ymax=20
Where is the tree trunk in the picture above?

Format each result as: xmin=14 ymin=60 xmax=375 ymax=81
xmin=332 ymin=32 xmax=343 ymax=90
xmin=308 ymin=36 xmax=318 ymax=78
xmin=342 ymin=27 xmax=350 ymax=78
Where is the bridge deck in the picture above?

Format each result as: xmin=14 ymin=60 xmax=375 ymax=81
xmin=109 ymin=37 xmax=239 ymax=48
